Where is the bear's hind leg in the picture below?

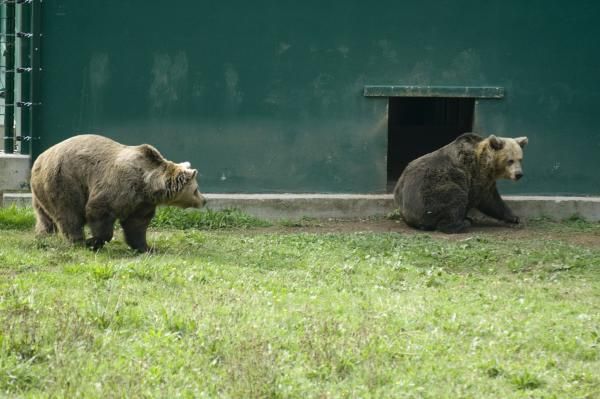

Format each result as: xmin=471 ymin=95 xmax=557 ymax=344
xmin=32 ymin=197 xmax=57 ymax=235
xmin=120 ymin=206 xmax=156 ymax=252
xmin=55 ymin=213 xmax=85 ymax=244
xmin=437 ymin=217 xmax=471 ymax=234
xmin=85 ymin=204 xmax=116 ymax=250
xmin=434 ymin=195 xmax=470 ymax=234
xmin=86 ymin=219 xmax=116 ymax=250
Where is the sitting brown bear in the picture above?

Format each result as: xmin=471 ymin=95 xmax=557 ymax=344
xmin=30 ymin=134 xmax=206 ymax=251
xmin=393 ymin=133 xmax=528 ymax=233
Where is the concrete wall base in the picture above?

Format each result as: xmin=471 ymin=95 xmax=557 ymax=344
xmin=503 ymin=195 xmax=600 ymax=222
xmin=3 ymin=192 xmax=600 ymax=222
xmin=0 ymin=153 xmax=30 ymax=194
xmin=205 ymin=194 xmax=395 ymax=220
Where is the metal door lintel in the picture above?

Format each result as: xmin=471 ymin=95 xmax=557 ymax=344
xmin=363 ymin=85 xmax=504 ymax=98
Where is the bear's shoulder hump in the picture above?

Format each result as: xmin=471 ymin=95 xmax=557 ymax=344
xmin=454 ymin=132 xmax=483 ymax=145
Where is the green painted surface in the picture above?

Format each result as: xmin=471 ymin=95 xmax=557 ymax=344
xmin=34 ymin=1 xmax=600 ymax=194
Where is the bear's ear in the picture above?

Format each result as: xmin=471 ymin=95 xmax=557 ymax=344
xmin=181 ymin=168 xmax=197 ymax=181
xmin=515 ymin=137 xmax=528 ymax=148
xmin=139 ymin=144 xmax=166 ymax=165
xmin=179 ymin=161 xmax=191 ymax=169
xmin=488 ymin=135 xmax=504 ymax=151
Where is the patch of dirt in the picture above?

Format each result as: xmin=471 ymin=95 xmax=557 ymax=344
xmin=246 ymin=218 xmax=600 ymax=248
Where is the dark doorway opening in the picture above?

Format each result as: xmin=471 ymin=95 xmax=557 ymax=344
xmin=387 ymin=97 xmax=474 ymax=191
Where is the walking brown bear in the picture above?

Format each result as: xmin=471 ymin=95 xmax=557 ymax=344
xmin=30 ymin=134 xmax=206 ymax=251
xmin=393 ymin=133 xmax=528 ymax=233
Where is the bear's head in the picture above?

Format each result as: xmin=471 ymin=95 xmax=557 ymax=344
xmin=146 ymin=161 xmax=207 ymax=208
xmin=166 ymin=162 xmax=207 ymax=208
xmin=485 ymin=135 xmax=528 ymax=181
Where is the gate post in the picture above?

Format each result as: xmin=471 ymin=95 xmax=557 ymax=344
xmin=3 ymin=0 xmax=15 ymax=154
xmin=18 ymin=0 xmax=32 ymax=155
xmin=30 ymin=0 xmax=40 ymax=156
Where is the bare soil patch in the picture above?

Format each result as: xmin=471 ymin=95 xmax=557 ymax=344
xmin=249 ymin=217 xmax=600 ymax=248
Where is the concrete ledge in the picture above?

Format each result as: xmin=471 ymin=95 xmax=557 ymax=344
xmin=3 ymin=192 xmax=600 ymax=222
xmin=504 ymin=195 xmax=600 ymax=222
xmin=2 ymin=192 xmax=32 ymax=208
xmin=205 ymin=194 xmax=395 ymax=220
xmin=0 ymin=153 xmax=30 ymax=192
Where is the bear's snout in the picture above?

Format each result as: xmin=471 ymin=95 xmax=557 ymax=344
xmin=191 ymin=189 xmax=207 ymax=208
xmin=198 ymin=194 xmax=207 ymax=207
xmin=514 ymin=172 xmax=523 ymax=180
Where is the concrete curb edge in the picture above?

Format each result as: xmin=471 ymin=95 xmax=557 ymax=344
xmin=3 ymin=193 xmax=600 ymax=222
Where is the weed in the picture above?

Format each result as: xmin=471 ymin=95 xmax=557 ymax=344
xmin=386 ymin=208 xmax=403 ymax=220
xmin=510 ymin=371 xmax=544 ymax=390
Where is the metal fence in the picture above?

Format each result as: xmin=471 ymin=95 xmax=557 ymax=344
xmin=1 ymin=0 xmax=40 ymax=155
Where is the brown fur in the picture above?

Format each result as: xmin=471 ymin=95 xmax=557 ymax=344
xmin=393 ymin=133 xmax=528 ymax=233
xmin=30 ymin=134 xmax=206 ymax=251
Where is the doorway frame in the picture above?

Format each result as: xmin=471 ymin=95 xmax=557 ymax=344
xmin=363 ymin=85 xmax=505 ymax=191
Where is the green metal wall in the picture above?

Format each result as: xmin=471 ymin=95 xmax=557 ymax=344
xmin=34 ymin=1 xmax=600 ymax=194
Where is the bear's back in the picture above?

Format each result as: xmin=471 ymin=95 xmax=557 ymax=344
xmin=36 ymin=134 xmax=123 ymax=165
xmin=33 ymin=135 xmax=125 ymax=183
xmin=404 ymin=133 xmax=481 ymax=176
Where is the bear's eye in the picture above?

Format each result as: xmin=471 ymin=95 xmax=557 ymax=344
xmin=507 ymin=160 xmax=514 ymax=165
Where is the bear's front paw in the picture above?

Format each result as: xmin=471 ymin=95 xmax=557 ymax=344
xmin=130 ymin=244 xmax=152 ymax=254
xmin=86 ymin=237 xmax=106 ymax=251
xmin=506 ymin=215 xmax=520 ymax=224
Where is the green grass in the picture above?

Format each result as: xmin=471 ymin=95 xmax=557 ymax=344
xmin=528 ymin=215 xmax=600 ymax=233
xmin=0 ymin=205 xmax=35 ymax=230
xmin=151 ymin=206 xmax=272 ymax=229
xmin=0 ymin=208 xmax=599 ymax=398
xmin=0 ymin=206 xmax=270 ymax=231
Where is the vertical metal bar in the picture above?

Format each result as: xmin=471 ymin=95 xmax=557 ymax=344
xmin=30 ymin=0 xmax=41 ymax=157
xmin=19 ymin=1 xmax=31 ymax=155
xmin=3 ymin=0 xmax=15 ymax=154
